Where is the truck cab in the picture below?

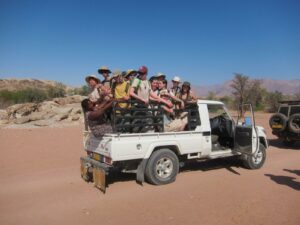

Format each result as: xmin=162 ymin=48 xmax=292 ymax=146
xmin=80 ymin=100 xmax=268 ymax=192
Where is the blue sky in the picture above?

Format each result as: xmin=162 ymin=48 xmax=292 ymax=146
xmin=0 ymin=0 xmax=299 ymax=86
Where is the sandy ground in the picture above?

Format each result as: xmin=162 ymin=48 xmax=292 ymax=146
xmin=0 ymin=113 xmax=299 ymax=225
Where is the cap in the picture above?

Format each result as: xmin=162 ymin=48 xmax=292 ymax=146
xmin=138 ymin=66 xmax=148 ymax=75
xmin=172 ymin=76 xmax=181 ymax=83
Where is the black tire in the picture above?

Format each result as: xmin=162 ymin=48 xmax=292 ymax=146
xmin=242 ymin=143 xmax=266 ymax=170
xmin=145 ymin=149 xmax=179 ymax=185
xmin=288 ymin=113 xmax=300 ymax=134
xmin=269 ymin=113 xmax=288 ymax=132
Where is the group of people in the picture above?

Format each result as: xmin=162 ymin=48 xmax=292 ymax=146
xmin=81 ymin=65 xmax=198 ymax=138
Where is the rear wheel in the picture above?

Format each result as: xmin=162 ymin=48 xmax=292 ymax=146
xmin=145 ymin=149 xmax=179 ymax=185
xmin=242 ymin=144 xmax=266 ymax=169
xmin=269 ymin=113 xmax=287 ymax=132
xmin=288 ymin=113 xmax=300 ymax=134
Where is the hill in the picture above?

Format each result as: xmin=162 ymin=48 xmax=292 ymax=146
xmin=194 ymin=79 xmax=300 ymax=97
xmin=0 ymin=78 xmax=67 ymax=91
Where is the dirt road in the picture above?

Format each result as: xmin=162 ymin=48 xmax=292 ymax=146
xmin=0 ymin=114 xmax=299 ymax=225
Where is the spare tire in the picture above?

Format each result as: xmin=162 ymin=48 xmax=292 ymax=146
xmin=269 ymin=113 xmax=288 ymax=132
xmin=288 ymin=113 xmax=300 ymax=134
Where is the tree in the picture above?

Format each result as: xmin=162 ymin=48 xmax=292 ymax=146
xmin=247 ymin=79 xmax=267 ymax=111
xmin=207 ymin=91 xmax=217 ymax=100
xmin=230 ymin=73 xmax=250 ymax=115
xmin=265 ymin=91 xmax=283 ymax=113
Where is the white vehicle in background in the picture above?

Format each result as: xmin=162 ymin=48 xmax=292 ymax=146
xmin=80 ymin=100 xmax=268 ymax=192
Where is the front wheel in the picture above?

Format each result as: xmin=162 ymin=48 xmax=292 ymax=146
xmin=145 ymin=149 xmax=179 ymax=185
xmin=242 ymin=143 xmax=266 ymax=169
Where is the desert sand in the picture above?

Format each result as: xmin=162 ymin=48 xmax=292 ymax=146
xmin=0 ymin=113 xmax=299 ymax=225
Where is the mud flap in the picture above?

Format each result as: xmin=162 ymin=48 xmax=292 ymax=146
xmin=93 ymin=166 xmax=106 ymax=193
xmin=136 ymin=159 xmax=148 ymax=185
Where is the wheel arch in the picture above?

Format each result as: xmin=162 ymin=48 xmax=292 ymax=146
xmin=144 ymin=142 xmax=181 ymax=159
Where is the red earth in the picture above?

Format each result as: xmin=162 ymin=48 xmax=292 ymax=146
xmin=0 ymin=113 xmax=299 ymax=225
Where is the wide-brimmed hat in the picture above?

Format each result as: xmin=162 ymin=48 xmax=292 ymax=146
xmin=98 ymin=66 xmax=111 ymax=74
xmin=182 ymin=81 xmax=191 ymax=89
xmin=155 ymin=72 xmax=166 ymax=80
xmin=172 ymin=76 xmax=181 ymax=83
xmin=124 ymin=69 xmax=137 ymax=78
xmin=111 ymin=70 xmax=122 ymax=79
xmin=85 ymin=74 xmax=100 ymax=84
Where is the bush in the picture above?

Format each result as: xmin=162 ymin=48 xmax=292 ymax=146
xmin=0 ymin=85 xmax=66 ymax=109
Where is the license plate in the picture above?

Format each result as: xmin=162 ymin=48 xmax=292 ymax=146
xmin=272 ymin=124 xmax=282 ymax=128
xmin=93 ymin=167 xmax=106 ymax=193
xmin=92 ymin=153 xmax=101 ymax=161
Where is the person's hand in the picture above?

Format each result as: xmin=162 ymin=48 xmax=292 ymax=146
xmin=167 ymin=101 xmax=173 ymax=108
xmin=143 ymin=99 xmax=149 ymax=105
xmin=123 ymin=95 xmax=130 ymax=101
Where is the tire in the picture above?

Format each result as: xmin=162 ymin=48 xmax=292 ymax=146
xmin=242 ymin=143 xmax=266 ymax=170
xmin=288 ymin=113 xmax=300 ymax=134
xmin=269 ymin=113 xmax=288 ymax=132
xmin=145 ymin=149 xmax=179 ymax=185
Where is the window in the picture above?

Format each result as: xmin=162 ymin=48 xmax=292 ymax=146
xmin=290 ymin=106 xmax=300 ymax=116
xmin=207 ymin=104 xmax=230 ymax=120
xmin=279 ymin=106 xmax=288 ymax=117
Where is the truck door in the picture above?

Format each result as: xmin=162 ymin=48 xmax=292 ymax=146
xmin=234 ymin=104 xmax=259 ymax=155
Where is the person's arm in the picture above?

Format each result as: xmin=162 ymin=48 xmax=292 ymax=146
xmin=88 ymin=101 xmax=113 ymax=120
xmin=167 ymin=93 xmax=185 ymax=109
xmin=150 ymin=91 xmax=173 ymax=108
xmin=129 ymin=87 xmax=148 ymax=104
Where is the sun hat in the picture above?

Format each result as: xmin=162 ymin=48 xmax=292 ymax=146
xmin=124 ymin=69 xmax=137 ymax=78
xmin=172 ymin=76 xmax=181 ymax=83
xmin=182 ymin=81 xmax=191 ymax=88
xmin=98 ymin=66 xmax=112 ymax=74
xmin=85 ymin=74 xmax=100 ymax=84
xmin=111 ymin=70 xmax=122 ymax=79
xmin=155 ymin=72 xmax=166 ymax=80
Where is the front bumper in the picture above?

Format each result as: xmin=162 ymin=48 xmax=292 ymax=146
xmin=80 ymin=156 xmax=112 ymax=193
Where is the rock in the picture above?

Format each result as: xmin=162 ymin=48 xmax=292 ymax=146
xmin=33 ymin=120 xmax=52 ymax=127
xmin=7 ymin=103 xmax=38 ymax=119
xmin=28 ymin=112 xmax=47 ymax=121
xmin=54 ymin=113 xmax=69 ymax=121
xmin=14 ymin=116 xmax=30 ymax=124
xmin=52 ymin=107 xmax=73 ymax=115
xmin=37 ymin=101 xmax=59 ymax=112
xmin=53 ymin=95 xmax=84 ymax=105
xmin=0 ymin=110 xmax=8 ymax=120
xmin=71 ymin=114 xmax=81 ymax=121
xmin=42 ymin=112 xmax=56 ymax=120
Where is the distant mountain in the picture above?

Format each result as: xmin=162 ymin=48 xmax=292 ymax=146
xmin=194 ymin=79 xmax=300 ymax=97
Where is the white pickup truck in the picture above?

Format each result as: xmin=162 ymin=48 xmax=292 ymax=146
xmin=80 ymin=100 xmax=268 ymax=192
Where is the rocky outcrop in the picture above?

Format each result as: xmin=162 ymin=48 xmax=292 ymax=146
xmin=0 ymin=95 xmax=85 ymax=128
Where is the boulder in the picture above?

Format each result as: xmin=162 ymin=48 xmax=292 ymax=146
xmin=0 ymin=109 xmax=8 ymax=120
xmin=34 ymin=120 xmax=53 ymax=127
xmin=14 ymin=116 xmax=30 ymax=124
xmin=53 ymin=95 xmax=84 ymax=105
xmin=7 ymin=103 xmax=38 ymax=119
xmin=37 ymin=101 xmax=59 ymax=112
xmin=71 ymin=114 xmax=81 ymax=121
xmin=28 ymin=111 xmax=47 ymax=121
xmin=54 ymin=113 xmax=69 ymax=121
